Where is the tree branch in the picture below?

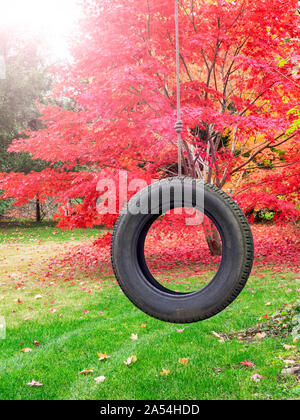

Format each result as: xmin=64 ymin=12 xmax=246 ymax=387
xmin=231 ymin=134 xmax=296 ymax=175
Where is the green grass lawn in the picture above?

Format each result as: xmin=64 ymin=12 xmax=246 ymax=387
xmin=0 ymin=221 xmax=104 ymax=244
xmin=0 ymin=223 xmax=299 ymax=400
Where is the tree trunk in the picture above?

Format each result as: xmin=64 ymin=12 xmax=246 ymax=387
xmin=184 ymin=125 xmax=223 ymax=256
xmin=36 ymin=199 xmax=41 ymax=223
xmin=203 ymin=218 xmax=222 ymax=256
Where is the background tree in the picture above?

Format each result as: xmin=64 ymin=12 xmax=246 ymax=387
xmin=0 ymin=28 xmax=51 ymax=219
xmin=0 ymin=0 xmax=299 ymax=243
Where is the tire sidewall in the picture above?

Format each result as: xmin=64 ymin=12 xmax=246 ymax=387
xmin=112 ymin=179 xmax=252 ymax=323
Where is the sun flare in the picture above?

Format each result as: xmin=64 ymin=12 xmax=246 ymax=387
xmin=0 ymin=0 xmax=81 ymax=59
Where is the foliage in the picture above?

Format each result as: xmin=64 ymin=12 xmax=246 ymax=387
xmin=265 ymin=301 xmax=300 ymax=340
xmin=0 ymin=193 xmax=13 ymax=216
xmin=0 ymin=29 xmax=51 ymax=168
xmin=0 ymin=28 xmax=51 ymax=213
xmin=0 ymin=0 xmax=299 ymax=229
xmin=291 ymin=302 xmax=300 ymax=343
xmin=55 ymin=223 xmax=299 ymax=279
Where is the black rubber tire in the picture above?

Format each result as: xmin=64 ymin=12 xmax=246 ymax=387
xmin=111 ymin=178 xmax=254 ymax=324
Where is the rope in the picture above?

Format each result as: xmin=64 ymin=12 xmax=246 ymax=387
xmin=174 ymin=0 xmax=183 ymax=176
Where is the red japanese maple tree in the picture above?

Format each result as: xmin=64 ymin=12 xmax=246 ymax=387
xmin=1 ymin=0 xmax=299 ymax=236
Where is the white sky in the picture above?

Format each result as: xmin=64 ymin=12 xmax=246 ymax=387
xmin=0 ymin=0 xmax=82 ymax=60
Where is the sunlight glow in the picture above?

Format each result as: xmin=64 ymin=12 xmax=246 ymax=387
xmin=0 ymin=0 xmax=81 ymax=59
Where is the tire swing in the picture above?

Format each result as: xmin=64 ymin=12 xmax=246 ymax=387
xmin=111 ymin=1 xmax=254 ymax=324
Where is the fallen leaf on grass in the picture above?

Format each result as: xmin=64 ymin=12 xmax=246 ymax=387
xmin=98 ymin=353 xmax=111 ymax=361
xmin=212 ymin=331 xmax=226 ymax=343
xmin=178 ymin=358 xmax=189 ymax=366
xmin=251 ymin=374 xmax=263 ymax=383
xmin=21 ymin=348 xmax=33 ymax=353
xmin=80 ymin=369 xmax=94 ymax=375
xmin=27 ymin=380 xmax=43 ymax=387
xmin=282 ymin=366 xmax=300 ymax=376
xmin=283 ymin=345 xmax=296 ymax=350
xmin=256 ymin=332 xmax=266 ymax=340
xmin=124 ymin=355 xmax=137 ymax=366
xmin=241 ymin=360 xmax=255 ymax=367
xmin=160 ymin=369 xmax=171 ymax=376
xmin=130 ymin=334 xmax=138 ymax=341
xmin=141 ymin=324 xmax=147 ymax=329
xmin=95 ymin=376 xmax=106 ymax=384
